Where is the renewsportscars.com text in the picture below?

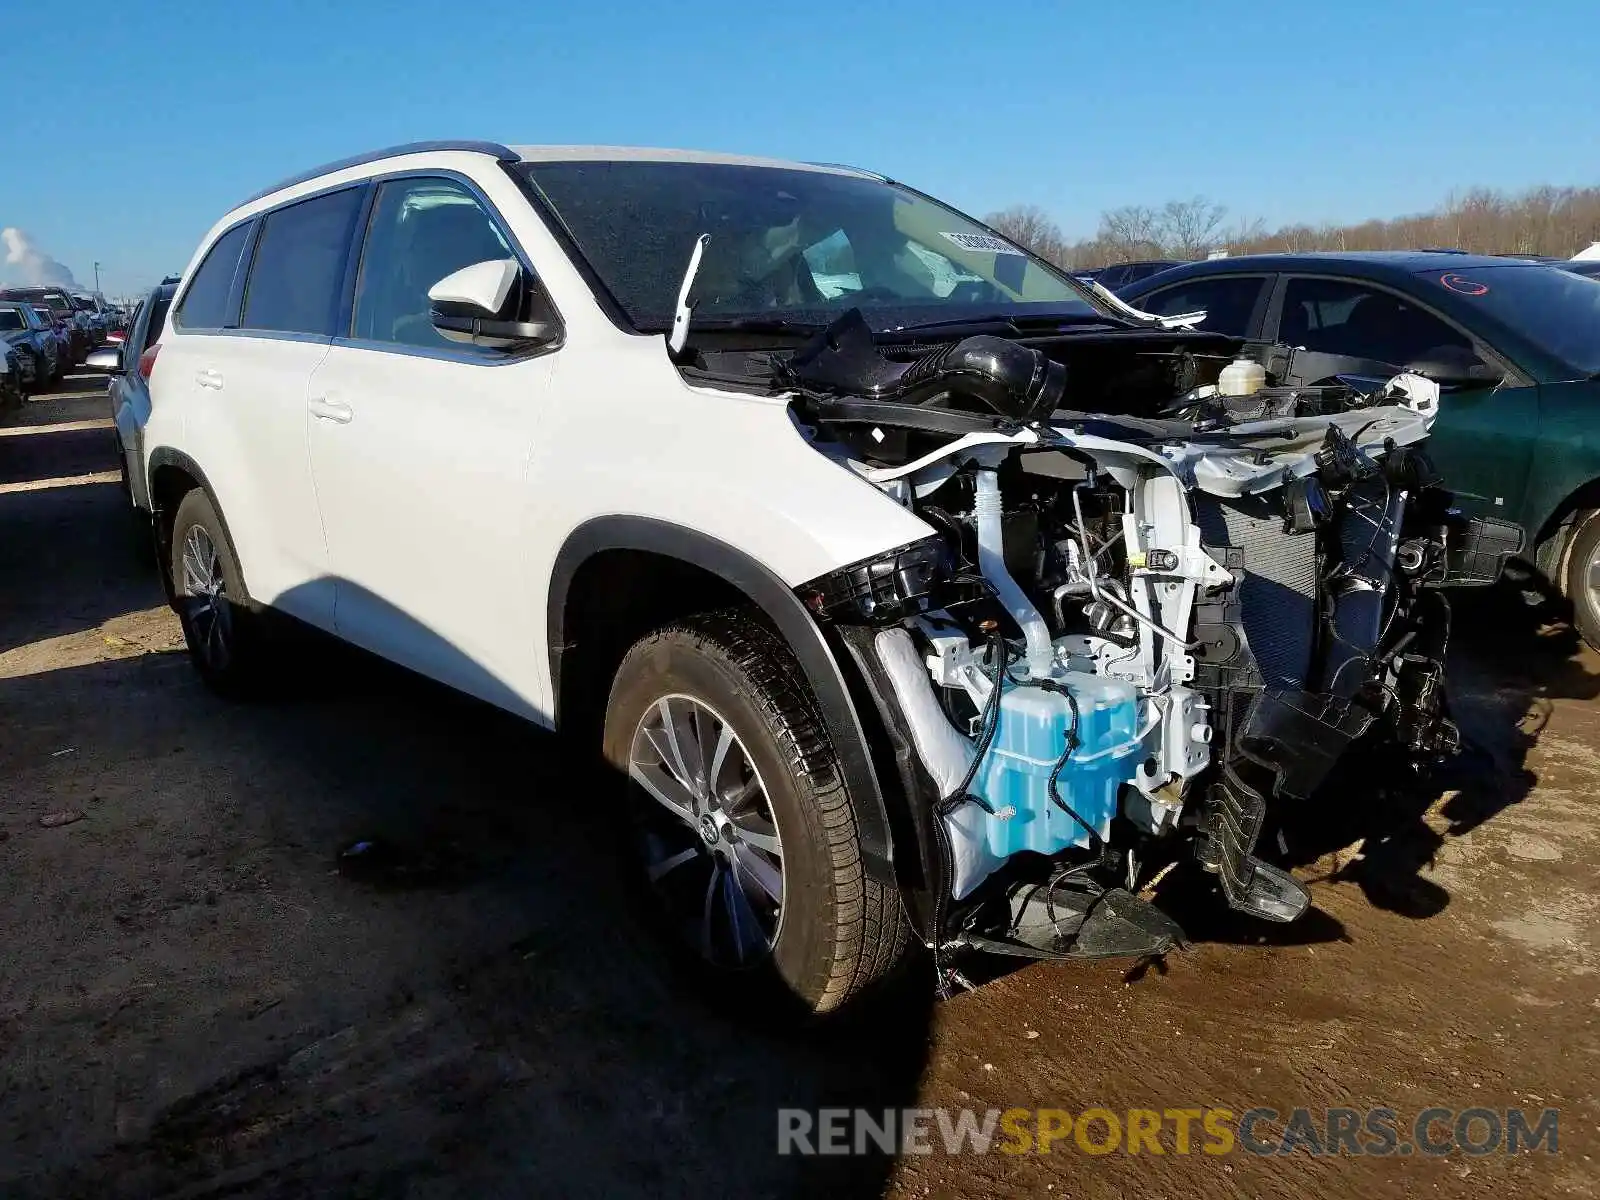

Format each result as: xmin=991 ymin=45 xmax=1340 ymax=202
xmin=777 ymin=1106 xmax=1559 ymax=1157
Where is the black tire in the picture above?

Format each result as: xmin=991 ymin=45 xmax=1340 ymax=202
xmin=603 ymin=609 xmax=910 ymax=1016
xmin=1563 ymin=509 xmax=1600 ymax=651
xmin=168 ymin=489 xmax=271 ymax=697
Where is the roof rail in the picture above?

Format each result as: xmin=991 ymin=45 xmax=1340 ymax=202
xmin=238 ymin=140 xmax=519 ymax=207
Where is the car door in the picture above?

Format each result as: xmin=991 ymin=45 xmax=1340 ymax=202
xmin=305 ymin=173 xmax=561 ymax=718
xmin=165 ymin=187 xmax=365 ymax=629
xmin=1134 ymin=273 xmax=1275 ymax=337
xmin=1269 ymin=274 xmax=1542 ymax=522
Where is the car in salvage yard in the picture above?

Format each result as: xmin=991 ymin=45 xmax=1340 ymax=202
xmin=0 ymin=300 xmax=63 ymax=390
xmin=0 ymin=286 xmax=88 ymax=366
xmin=85 ymin=280 xmax=176 ymax=514
xmin=1120 ymin=253 xmax=1600 ymax=647
xmin=137 ymin=142 xmax=1514 ymax=1015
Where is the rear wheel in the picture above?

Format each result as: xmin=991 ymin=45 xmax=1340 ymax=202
xmin=603 ymin=610 xmax=910 ymax=1015
xmin=168 ymin=489 xmax=271 ymax=697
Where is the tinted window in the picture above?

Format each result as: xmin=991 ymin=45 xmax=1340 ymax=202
xmin=142 ymin=293 xmax=175 ymax=353
xmin=0 ymin=309 xmax=22 ymax=331
xmin=176 ymin=222 xmax=251 ymax=329
xmin=1141 ymin=275 xmax=1268 ymax=335
xmin=1279 ymin=277 xmax=1473 ymax=367
xmin=352 ymin=177 xmax=516 ymax=350
xmin=241 ymin=188 xmax=363 ymax=336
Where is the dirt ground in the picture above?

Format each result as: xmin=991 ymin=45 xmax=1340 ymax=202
xmin=2 ymin=381 xmax=1596 ymax=1199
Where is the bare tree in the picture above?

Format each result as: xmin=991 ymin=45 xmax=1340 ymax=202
xmin=1096 ymin=205 xmax=1164 ymax=262
xmin=983 ymin=205 xmax=1069 ymax=266
xmin=1159 ymin=196 xmax=1230 ymax=259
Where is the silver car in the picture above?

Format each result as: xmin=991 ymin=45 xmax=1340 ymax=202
xmin=86 ymin=281 xmax=175 ymax=512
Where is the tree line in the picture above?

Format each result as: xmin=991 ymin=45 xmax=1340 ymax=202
xmin=985 ymin=184 xmax=1600 ymax=270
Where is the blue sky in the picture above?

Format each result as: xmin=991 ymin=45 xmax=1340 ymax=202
xmin=3 ymin=0 xmax=1596 ymax=297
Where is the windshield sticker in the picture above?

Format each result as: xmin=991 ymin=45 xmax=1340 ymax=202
xmin=1439 ymin=272 xmax=1490 ymax=296
xmin=940 ymin=231 xmax=1026 ymax=256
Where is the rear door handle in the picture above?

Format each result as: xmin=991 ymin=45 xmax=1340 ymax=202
xmin=195 ymin=368 xmax=223 ymax=390
xmin=308 ymin=396 xmax=353 ymax=424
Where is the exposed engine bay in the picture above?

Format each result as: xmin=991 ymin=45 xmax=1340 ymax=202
xmin=699 ymin=308 xmax=1521 ymax=974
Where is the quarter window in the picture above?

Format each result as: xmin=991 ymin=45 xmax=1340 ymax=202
xmin=352 ymin=177 xmax=517 ymax=351
xmin=175 ymin=222 xmax=251 ymax=329
xmin=1141 ymin=276 xmax=1269 ymax=336
xmin=1278 ymin=278 xmax=1474 ymax=367
xmin=240 ymin=188 xmax=364 ymax=336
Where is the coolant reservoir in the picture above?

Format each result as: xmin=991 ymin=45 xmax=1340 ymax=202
xmin=1218 ymin=357 xmax=1267 ymax=397
xmin=970 ymin=669 xmax=1140 ymax=860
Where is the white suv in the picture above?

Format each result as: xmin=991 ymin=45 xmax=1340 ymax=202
xmin=146 ymin=141 xmax=1489 ymax=1013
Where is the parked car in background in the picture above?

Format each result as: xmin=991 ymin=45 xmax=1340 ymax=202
xmin=0 ymin=300 xmax=62 ymax=389
xmin=85 ymin=280 xmax=175 ymax=514
xmin=0 ymin=344 xmax=21 ymax=411
xmin=71 ymin=293 xmax=110 ymax=345
xmin=0 ymin=286 xmax=88 ymax=364
xmin=1081 ymin=259 xmax=1189 ymax=290
xmin=1121 ymin=251 xmax=1600 ymax=646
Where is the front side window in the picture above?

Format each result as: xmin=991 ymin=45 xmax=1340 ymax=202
xmin=1141 ymin=276 xmax=1269 ymax=335
xmin=0 ymin=309 xmax=23 ymax=332
xmin=241 ymin=188 xmax=364 ymax=336
xmin=352 ymin=177 xmax=517 ymax=350
xmin=1278 ymin=277 xmax=1474 ymax=367
xmin=176 ymin=222 xmax=252 ymax=329
xmin=522 ymin=160 xmax=1094 ymax=332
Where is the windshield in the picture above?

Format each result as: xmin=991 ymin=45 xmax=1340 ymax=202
xmin=0 ymin=309 xmax=23 ymax=331
xmin=521 ymin=160 xmax=1095 ymax=332
xmin=1416 ymin=264 xmax=1600 ymax=375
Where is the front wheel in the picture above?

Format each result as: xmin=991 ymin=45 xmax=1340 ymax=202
xmin=603 ymin=610 xmax=910 ymax=1015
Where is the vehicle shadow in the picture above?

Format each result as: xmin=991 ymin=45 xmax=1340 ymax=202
xmin=1273 ymin=579 xmax=1598 ymax=920
xmin=2 ymin=604 xmax=931 ymax=1198
xmin=0 ymin=430 xmax=155 ymax=655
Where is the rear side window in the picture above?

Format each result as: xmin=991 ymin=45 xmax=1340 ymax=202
xmin=240 ymin=188 xmax=363 ymax=336
xmin=176 ymin=222 xmax=251 ymax=329
xmin=1141 ymin=276 xmax=1269 ymax=336
xmin=143 ymin=293 xmax=175 ymax=352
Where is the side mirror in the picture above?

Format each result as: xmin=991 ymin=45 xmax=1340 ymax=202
xmin=85 ymin=346 xmax=122 ymax=373
xmin=428 ymin=259 xmax=559 ymax=351
xmin=1404 ymin=346 xmax=1499 ymax=389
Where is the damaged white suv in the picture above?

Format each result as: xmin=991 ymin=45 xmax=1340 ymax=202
xmin=144 ymin=142 xmax=1514 ymax=1013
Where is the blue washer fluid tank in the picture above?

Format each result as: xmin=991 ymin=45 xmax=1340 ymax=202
xmin=970 ymin=670 xmax=1141 ymax=858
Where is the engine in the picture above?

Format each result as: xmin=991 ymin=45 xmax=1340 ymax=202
xmin=782 ymin=309 xmax=1520 ymax=971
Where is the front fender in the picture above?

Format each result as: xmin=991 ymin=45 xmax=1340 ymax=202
xmin=548 ymin=516 xmax=898 ymax=883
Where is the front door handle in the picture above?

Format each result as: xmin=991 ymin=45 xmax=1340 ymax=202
xmin=308 ymin=396 xmax=353 ymax=424
xmin=195 ymin=368 xmax=224 ymax=390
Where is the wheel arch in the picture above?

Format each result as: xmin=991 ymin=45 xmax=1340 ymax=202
xmin=1529 ymin=476 xmax=1600 ymax=584
xmin=146 ymin=447 xmax=252 ymax=606
xmin=548 ymin=516 xmax=897 ymax=883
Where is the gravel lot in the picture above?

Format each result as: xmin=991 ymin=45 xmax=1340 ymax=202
xmin=2 ymin=380 xmax=1597 ymax=1198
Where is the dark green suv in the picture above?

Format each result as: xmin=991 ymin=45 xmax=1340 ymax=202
xmin=1123 ymin=252 xmax=1600 ymax=646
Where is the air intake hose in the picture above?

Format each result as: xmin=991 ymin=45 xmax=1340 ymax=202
xmin=784 ymin=309 xmax=1068 ymax=421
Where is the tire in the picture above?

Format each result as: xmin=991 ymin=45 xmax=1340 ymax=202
xmin=603 ymin=609 xmax=910 ymax=1016
xmin=168 ymin=489 xmax=271 ymax=697
xmin=1562 ymin=509 xmax=1600 ymax=652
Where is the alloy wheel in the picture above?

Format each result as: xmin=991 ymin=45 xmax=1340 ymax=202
xmin=179 ymin=523 xmax=233 ymax=672
xmin=628 ymin=694 xmax=785 ymax=967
